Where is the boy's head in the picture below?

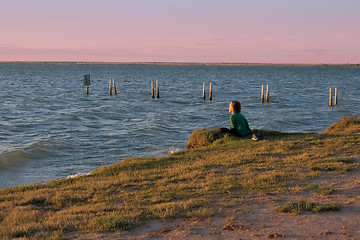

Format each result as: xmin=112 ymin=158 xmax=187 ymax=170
xmin=229 ymin=100 xmax=241 ymax=113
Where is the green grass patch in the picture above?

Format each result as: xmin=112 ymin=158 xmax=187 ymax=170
xmin=276 ymin=200 xmax=340 ymax=214
xmin=309 ymin=157 xmax=358 ymax=172
xmin=316 ymin=186 xmax=335 ymax=195
xmin=94 ymin=216 xmax=134 ymax=231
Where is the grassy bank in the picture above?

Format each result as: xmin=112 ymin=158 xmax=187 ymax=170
xmin=0 ymin=115 xmax=359 ymax=239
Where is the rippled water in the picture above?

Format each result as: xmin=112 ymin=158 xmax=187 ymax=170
xmin=0 ymin=63 xmax=359 ymax=188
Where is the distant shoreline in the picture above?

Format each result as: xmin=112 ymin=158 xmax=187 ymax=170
xmin=1 ymin=61 xmax=360 ymax=67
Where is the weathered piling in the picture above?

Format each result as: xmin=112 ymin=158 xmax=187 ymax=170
xmin=203 ymin=82 xmax=206 ymax=100
xmin=151 ymin=80 xmax=154 ymax=98
xmin=109 ymin=79 xmax=113 ymax=95
xmin=209 ymin=82 xmax=212 ymax=101
xmin=261 ymin=84 xmax=264 ymax=103
xmin=265 ymin=84 xmax=269 ymax=102
xmin=112 ymin=78 xmax=117 ymax=95
xmin=156 ymin=80 xmax=159 ymax=98
xmin=334 ymin=88 xmax=338 ymax=105
xmin=329 ymin=87 xmax=332 ymax=106
xmin=83 ymin=74 xmax=90 ymax=94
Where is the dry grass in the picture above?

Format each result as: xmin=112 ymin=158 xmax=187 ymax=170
xmin=0 ymin=117 xmax=359 ymax=239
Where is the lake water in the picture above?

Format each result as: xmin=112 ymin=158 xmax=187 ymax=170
xmin=0 ymin=63 xmax=359 ymax=188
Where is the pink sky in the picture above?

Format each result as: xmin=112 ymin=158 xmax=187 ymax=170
xmin=1 ymin=0 xmax=359 ymax=64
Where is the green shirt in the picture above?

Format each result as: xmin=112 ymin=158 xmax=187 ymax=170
xmin=230 ymin=113 xmax=251 ymax=136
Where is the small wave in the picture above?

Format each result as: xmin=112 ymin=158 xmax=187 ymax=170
xmin=31 ymin=97 xmax=50 ymax=103
xmin=0 ymin=136 xmax=73 ymax=170
xmin=0 ymin=121 xmax=10 ymax=125
xmin=0 ymin=150 xmax=33 ymax=169
xmin=168 ymin=147 xmax=181 ymax=155
xmin=24 ymin=142 xmax=52 ymax=159
xmin=66 ymin=172 xmax=91 ymax=179
xmin=25 ymin=135 xmax=74 ymax=154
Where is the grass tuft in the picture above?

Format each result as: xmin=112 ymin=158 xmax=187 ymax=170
xmin=316 ymin=186 xmax=335 ymax=195
xmin=186 ymin=127 xmax=224 ymax=149
xmin=326 ymin=114 xmax=360 ymax=133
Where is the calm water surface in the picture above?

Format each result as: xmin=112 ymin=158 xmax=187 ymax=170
xmin=0 ymin=63 xmax=359 ymax=188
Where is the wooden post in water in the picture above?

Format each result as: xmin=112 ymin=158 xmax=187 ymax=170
xmin=334 ymin=88 xmax=337 ymax=105
xmin=261 ymin=84 xmax=264 ymax=103
xmin=112 ymin=78 xmax=117 ymax=95
xmin=209 ymin=82 xmax=212 ymax=101
xmin=151 ymin=80 xmax=154 ymax=98
xmin=329 ymin=87 xmax=332 ymax=106
xmin=83 ymin=74 xmax=90 ymax=95
xmin=109 ymin=78 xmax=112 ymax=95
xmin=203 ymin=82 xmax=206 ymax=101
xmin=265 ymin=84 xmax=269 ymax=102
xmin=156 ymin=80 xmax=159 ymax=98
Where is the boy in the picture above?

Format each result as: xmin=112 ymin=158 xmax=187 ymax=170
xmin=221 ymin=100 xmax=251 ymax=136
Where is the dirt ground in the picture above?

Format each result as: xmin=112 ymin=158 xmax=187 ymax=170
xmin=75 ymin=166 xmax=360 ymax=240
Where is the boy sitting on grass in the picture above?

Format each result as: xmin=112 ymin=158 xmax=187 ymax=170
xmin=220 ymin=100 xmax=251 ymax=137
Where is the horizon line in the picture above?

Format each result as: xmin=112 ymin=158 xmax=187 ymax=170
xmin=0 ymin=61 xmax=359 ymax=67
